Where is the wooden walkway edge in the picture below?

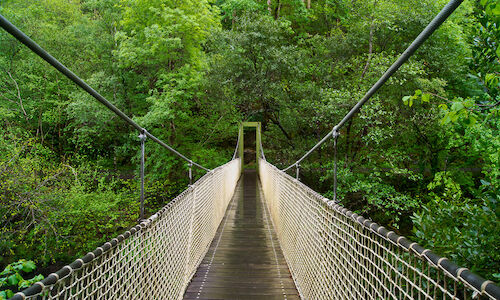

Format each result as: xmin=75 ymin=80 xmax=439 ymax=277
xmin=183 ymin=170 xmax=300 ymax=300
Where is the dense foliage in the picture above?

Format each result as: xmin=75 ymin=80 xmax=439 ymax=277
xmin=0 ymin=260 xmax=43 ymax=299
xmin=0 ymin=0 xmax=498 ymax=289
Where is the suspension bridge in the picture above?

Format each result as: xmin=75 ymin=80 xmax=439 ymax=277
xmin=1 ymin=0 xmax=499 ymax=299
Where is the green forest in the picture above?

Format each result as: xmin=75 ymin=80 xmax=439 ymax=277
xmin=0 ymin=0 xmax=499 ymax=297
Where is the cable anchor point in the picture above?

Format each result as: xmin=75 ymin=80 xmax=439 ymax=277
xmin=138 ymin=129 xmax=147 ymax=142
xmin=332 ymin=126 xmax=340 ymax=139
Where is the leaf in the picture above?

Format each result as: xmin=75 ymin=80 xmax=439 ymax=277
xmin=402 ymin=95 xmax=410 ymax=105
xmin=22 ymin=261 xmax=36 ymax=273
xmin=463 ymin=100 xmax=474 ymax=108
xmin=492 ymin=3 xmax=500 ymax=15
xmin=441 ymin=113 xmax=451 ymax=125
xmin=480 ymin=180 xmax=491 ymax=186
xmin=421 ymin=93 xmax=430 ymax=103
xmin=497 ymin=45 xmax=500 ymax=58
xmin=6 ymin=274 xmax=18 ymax=286
xmin=414 ymin=89 xmax=422 ymax=96
xmin=409 ymin=97 xmax=413 ymax=107
xmin=11 ymin=263 xmax=23 ymax=271
xmin=35 ymin=274 xmax=44 ymax=281
xmin=451 ymin=102 xmax=464 ymax=112
xmin=485 ymin=73 xmax=496 ymax=84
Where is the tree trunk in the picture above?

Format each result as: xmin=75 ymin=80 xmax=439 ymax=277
xmin=7 ymin=70 xmax=27 ymax=120
xmin=274 ymin=0 xmax=281 ymax=20
xmin=361 ymin=0 xmax=377 ymax=80
xmin=269 ymin=113 xmax=293 ymax=146
xmin=169 ymin=121 xmax=176 ymax=145
xmin=348 ymin=0 xmax=377 ymax=167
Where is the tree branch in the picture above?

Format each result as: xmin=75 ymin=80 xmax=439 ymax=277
xmin=361 ymin=0 xmax=377 ymax=80
xmin=6 ymin=70 xmax=28 ymax=120
xmin=269 ymin=112 xmax=294 ymax=146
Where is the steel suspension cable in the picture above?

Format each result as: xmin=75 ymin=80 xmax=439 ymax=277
xmin=282 ymin=0 xmax=463 ymax=172
xmin=0 ymin=14 xmax=210 ymax=172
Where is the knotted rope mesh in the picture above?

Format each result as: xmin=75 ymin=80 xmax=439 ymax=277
xmin=15 ymin=159 xmax=240 ymax=300
xmin=259 ymin=160 xmax=499 ymax=300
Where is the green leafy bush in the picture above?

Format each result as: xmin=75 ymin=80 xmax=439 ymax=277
xmin=412 ymin=179 xmax=500 ymax=281
xmin=0 ymin=260 xmax=43 ymax=299
xmin=0 ymin=133 xmax=141 ymax=268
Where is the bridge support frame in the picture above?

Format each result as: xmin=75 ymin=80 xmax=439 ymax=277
xmin=238 ymin=122 xmax=262 ymax=173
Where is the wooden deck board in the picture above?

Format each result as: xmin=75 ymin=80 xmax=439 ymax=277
xmin=183 ymin=170 xmax=299 ymax=300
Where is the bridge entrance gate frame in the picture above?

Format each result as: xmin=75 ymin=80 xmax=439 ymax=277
xmin=238 ymin=121 xmax=262 ymax=173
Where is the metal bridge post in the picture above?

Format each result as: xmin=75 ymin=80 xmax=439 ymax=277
xmin=333 ymin=130 xmax=339 ymax=202
xmin=239 ymin=122 xmax=261 ymax=173
xmin=256 ymin=122 xmax=262 ymax=172
xmin=296 ymin=164 xmax=300 ymax=181
xmin=238 ymin=123 xmax=244 ymax=173
xmin=139 ymin=131 xmax=147 ymax=220
xmin=188 ymin=161 xmax=193 ymax=185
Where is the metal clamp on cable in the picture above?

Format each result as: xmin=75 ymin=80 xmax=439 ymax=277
xmin=138 ymin=130 xmax=147 ymax=142
xmin=332 ymin=126 xmax=340 ymax=139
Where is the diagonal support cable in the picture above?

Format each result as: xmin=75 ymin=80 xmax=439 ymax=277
xmin=282 ymin=0 xmax=463 ymax=172
xmin=0 ymin=14 xmax=211 ymax=172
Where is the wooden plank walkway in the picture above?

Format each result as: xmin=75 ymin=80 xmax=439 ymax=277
xmin=184 ymin=170 xmax=300 ymax=300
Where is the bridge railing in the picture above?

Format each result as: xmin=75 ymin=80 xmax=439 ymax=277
xmin=259 ymin=160 xmax=500 ymax=300
xmin=13 ymin=159 xmax=241 ymax=300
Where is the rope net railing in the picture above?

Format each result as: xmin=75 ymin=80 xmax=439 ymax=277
xmin=259 ymin=160 xmax=500 ymax=300
xmin=12 ymin=159 xmax=241 ymax=300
